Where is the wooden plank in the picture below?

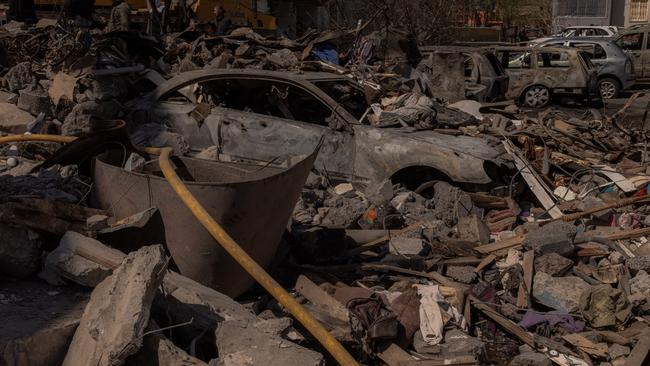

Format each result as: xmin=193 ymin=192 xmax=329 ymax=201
xmin=377 ymin=344 xmax=413 ymax=366
xmin=471 ymin=297 xmax=589 ymax=366
xmin=442 ymin=257 xmax=483 ymax=266
xmin=474 ymin=235 xmax=525 ymax=254
xmin=503 ymin=141 xmax=563 ymax=219
xmin=295 ymin=275 xmax=349 ymax=323
xmin=474 ymin=254 xmax=496 ymax=273
xmin=562 ymin=333 xmax=608 ymax=358
xmin=626 ymin=328 xmax=650 ymax=366
xmin=516 ymin=250 xmax=534 ymax=308
xmin=396 ymin=355 xmax=477 ymax=365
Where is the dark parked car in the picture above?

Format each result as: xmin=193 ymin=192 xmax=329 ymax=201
xmin=129 ymin=69 xmax=511 ymax=189
xmin=537 ymin=38 xmax=635 ymax=98
xmin=614 ymin=24 xmax=650 ymax=83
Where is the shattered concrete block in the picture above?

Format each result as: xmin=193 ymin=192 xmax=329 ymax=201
xmin=0 ymin=279 xmax=89 ymax=366
xmin=40 ymin=231 xmax=123 ymax=287
xmin=321 ymin=193 xmax=368 ymax=228
xmin=17 ymin=84 xmax=53 ymax=116
xmin=508 ymin=352 xmax=552 ymax=366
xmin=389 ymin=237 xmax=429 ymax=256
xmin=534 ymin=253 xmax=574 ymax=277
xmin=334 ymin=183 xmax=354 ymax=195
xmin=609 ymin=343 xmax=630 ymax=359
xmin=630 ymin=270 xmax=650 ymax=301
xmin=62 ymin=245 xmax=168 ymax=366
xmin=457 ymin=214 xmax=490 ymax=244
xmin=628 ymin=256 xmax=650 ymax=272
xmin=61 ymin=100 xmax=121 ymax=136
xmin=125 ymin=322 xmax=207 ymax=366
xmin=0 ymin=224 xmax=42 ymax=278
xmin=266 ymin=48 xmax=299 ymax=68
xmin=522 ymin=221 xmax=577 ymax=256
xmin=0 ymin=90 xmax=18 ymax=103
xmin=432 ymin=182 xmax=479 ymax=226
xmin=365 ymin=179 xmax=394 ymax=205
xmin=212 ymin=319 xmax=324 ymax=366
xmin=4 ymin=62 xmax=35 ymax=91
xmin=532 ymin=272 xmax=590 ymax=313
xmin=446 ymin=266 xmax=477 ymax=284
xmin=441 ymin=329 xmax=485 ymax=358
xmin=412 ymin=330 xmax=441 ymax=354
xmin=0 ymin=102 xmax=35 ymax=134
xmin=579 ymin=284 xmax=632 ymax=328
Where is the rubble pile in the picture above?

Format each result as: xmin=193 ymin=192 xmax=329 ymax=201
xmin=2 ymin=18 xmax=650 ymax=366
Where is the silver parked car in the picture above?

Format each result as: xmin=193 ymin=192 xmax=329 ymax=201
xmin=537 ymin=38 xmax=635 ymax=99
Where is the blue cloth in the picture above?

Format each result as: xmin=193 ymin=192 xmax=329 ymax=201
xmin=312 ymin=43 xmax=339 ymax=65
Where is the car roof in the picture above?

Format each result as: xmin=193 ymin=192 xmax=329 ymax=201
xmin=151 ymin=69 xmax=356 ymax=101
xmin=619 ymin=24 xmax=650 ymax=34
xmin=541 ymin=37 xmax=614 ymax=44
xmin=491 ymin=45 xmax=577 ymax=53
xmin=564 ymin=26 xmax=610 ymax=29
xmin=420 ymin=45 xmax=492 ymax=53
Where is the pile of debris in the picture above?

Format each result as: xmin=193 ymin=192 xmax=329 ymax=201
xmin=2 ymin=19 xmax=650 ymax=366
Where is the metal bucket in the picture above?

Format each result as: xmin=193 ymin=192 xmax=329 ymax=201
xmin=91 ymin=150 xmax=317 ymax=297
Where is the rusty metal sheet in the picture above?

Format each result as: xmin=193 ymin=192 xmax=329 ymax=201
xmin=91 ymin=147 xmax=318 ymax=297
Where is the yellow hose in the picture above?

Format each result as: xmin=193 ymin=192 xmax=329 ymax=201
xmin=0 ymin=134 xmax=359 ymax=366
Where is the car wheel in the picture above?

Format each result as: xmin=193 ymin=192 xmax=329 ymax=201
xmin=523 ymin=85 xmax=551 ymax=108
xmin=598 ymin=78 xmax=620 ymax=99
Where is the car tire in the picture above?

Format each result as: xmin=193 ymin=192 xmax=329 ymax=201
xmin=522 ymin=85 xmax=551 ymax=108
xmin=598 ymin=78 xmax=620 ymax=99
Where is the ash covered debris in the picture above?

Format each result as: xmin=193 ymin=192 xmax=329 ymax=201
xmin=1 ymin=3 xmax=650 ymax=366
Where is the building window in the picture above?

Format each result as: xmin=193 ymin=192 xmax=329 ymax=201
xmin=554 ymin=0 xmax=608 ymax=17
xmin=630 ymin=0 xmax=649 ymax=22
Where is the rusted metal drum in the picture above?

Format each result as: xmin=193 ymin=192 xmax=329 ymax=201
xmin=91 ymin=150 xmax=317 ymax=297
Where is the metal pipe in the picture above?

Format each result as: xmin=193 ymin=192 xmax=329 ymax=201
xmin=0 ymin=134 xmax=359 ymax=366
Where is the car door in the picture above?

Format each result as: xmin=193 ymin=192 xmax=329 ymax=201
xmin=495 ymin=49 xmax=535 ymax=99
xmin=616 ymin=32 xmax=645 ymax=78
xmin=569 ymin=42 xmax=607 ymax=70
xmin=157 ymin=76 xmax=356 ymax=180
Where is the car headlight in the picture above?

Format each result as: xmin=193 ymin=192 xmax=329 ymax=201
xmin=626 ymin=60 xmax=633 ymax=74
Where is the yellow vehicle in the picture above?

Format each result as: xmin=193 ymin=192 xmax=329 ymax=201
xmin=33 ymin=0 xmax=276 ymax=31
xmin=34 ymin=0 xmax=149 ymax=10
xmin=192 ymin=0 xmax=276 ymax=30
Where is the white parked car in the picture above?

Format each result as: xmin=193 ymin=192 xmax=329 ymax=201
xmin=531 ymin=26 xmax=619 ymax=45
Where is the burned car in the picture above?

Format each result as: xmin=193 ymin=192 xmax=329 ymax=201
xmin=129 ymin=69 xmax=510 ymax=189
xmin=491 ymin=46 xmax=600 ymax=108
xmin=419 ymin=46 xmax=509 ymax=102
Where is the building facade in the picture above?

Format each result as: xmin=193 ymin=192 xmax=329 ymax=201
xmin=624 ymin=0 xmax=650 ymax=26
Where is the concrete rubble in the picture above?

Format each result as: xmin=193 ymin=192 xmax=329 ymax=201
xmin=2 ymin=7 xmax=650 ymax=366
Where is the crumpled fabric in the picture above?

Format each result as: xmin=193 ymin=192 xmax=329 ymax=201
xmin=518 ymin=310 xmax=585 ymax=333
xmin=370 ymin=92 xmax=437 ymax=129
xmin=347 ymin=294 xmax=398 ymax=357
xmin=389 ymin=287 xmax=421 ymax=348
xmin=579 ymin=284 xmax=632 ymax=328
xmin=414 ymin=284 xmax=467 ymax=346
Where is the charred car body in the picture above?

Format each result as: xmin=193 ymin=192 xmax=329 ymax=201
xmin=129 ymin=69 xmax=511 ymax=189
xmin=491 ymin=46 xmax=600 ymax=108
xmin=537 ymin=38 xmax=635 ymax=99
xmin=419 ymin=46 xmax=509 ymax=102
